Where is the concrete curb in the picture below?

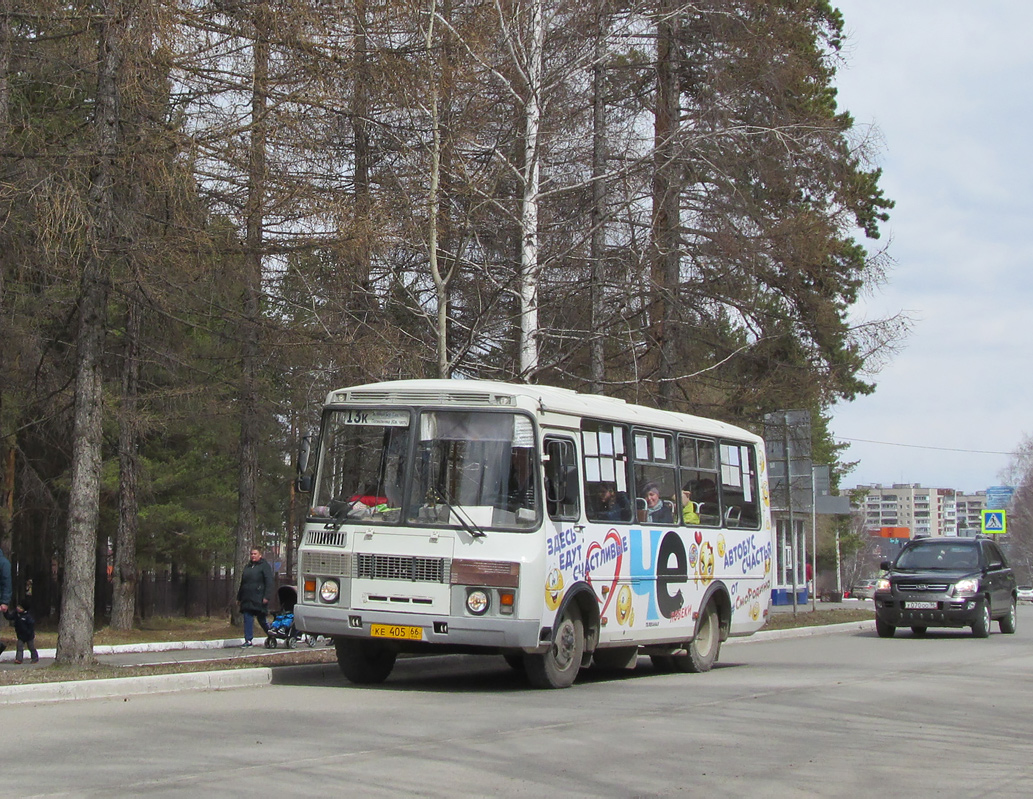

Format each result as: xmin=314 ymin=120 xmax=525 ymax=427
xmin=729 ymin=618 xmax=876 ymax=643
xmin=0 ymin=667 xmax=273 ymax=706
xmin=11 ymin=638 xmax=244 ymax=662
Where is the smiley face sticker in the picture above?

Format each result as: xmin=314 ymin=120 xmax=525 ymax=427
xmin=616 ymin=584 xmax=634 ymax=627
xmin=545 ymin=568 xmax=564 ymax=611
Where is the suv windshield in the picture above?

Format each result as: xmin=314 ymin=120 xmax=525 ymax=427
xmin=895 ymin=542 xmax=980 ymax=571
xmin=311 ymin=407 xmax=539 ymax=531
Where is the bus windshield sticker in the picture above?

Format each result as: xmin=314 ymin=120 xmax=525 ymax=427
xmin=340 ymin=409 xmax=409 ymax=427
xmin=512 ymin=416 xmax=535 ymax=447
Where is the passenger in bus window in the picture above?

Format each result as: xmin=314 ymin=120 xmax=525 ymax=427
xmin=595 ymin=482 xmax=631 ymax=521
xmin=694 ymin=478 xmax=719 ymax=524
xmin=681 ymin=482 xmax=700 ymax=525
xmin=641 ymin=482 xmax=673 ymax=524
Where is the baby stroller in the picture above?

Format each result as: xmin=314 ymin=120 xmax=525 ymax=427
xmin=264 ymin=585 xmax=301 ymax=648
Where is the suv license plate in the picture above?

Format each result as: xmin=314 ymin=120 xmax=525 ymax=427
xmin=906 ymin=601 xmax=937 ymax=610
xmin=370 ymin=624 xmax=423 ymax=641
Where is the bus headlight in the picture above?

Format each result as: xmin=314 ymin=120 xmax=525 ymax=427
xmin=320 ymin=579 xmax=340 ymax=603
xmin=466 ymin=589 xmax=490 ymax=615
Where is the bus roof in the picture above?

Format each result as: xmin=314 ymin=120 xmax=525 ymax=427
xmin=324 ymin=379 xmax=762 ymax=443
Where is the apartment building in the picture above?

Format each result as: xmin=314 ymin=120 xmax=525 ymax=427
xmin=852 ymin=484 xmax=958 ymax=537
xmin=955 ymin=491 xmax=988 ymax=537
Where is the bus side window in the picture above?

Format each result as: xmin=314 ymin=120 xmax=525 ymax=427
xmin=678 ymin=436 xmax=720 ymax=526
xmin=545 ymin=438 xmax=580 ymax=521
xmin=719 ymin=441 xmax=760 ymax=530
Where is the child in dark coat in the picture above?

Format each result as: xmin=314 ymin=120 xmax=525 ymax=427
xmin=4 ymin=598 xmax=39 ymax=664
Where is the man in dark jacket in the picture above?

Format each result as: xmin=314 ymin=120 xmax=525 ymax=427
xmin=0 ymin=548 xmax=12 ymax=658
xmin=237 ymin=547 xmax=274 ymax=647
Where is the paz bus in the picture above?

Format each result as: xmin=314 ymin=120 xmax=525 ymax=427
xmin=293 ymin=379 xmax=773 ymax=688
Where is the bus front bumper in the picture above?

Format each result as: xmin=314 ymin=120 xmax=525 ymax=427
xmin=294 ymin=603 xmax=545 ymax=651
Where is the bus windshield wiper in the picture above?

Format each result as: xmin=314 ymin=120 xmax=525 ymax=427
xmin=434 ymin=486 xmax=486 ymax=538
xmin=327 ymin=498 xmax=361 ymax=529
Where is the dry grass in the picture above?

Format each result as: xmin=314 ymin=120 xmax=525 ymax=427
xmin=763 ymin=607 xmax=874 ymax=630
xmin=29 ymin=617 xmax=241 ymax=650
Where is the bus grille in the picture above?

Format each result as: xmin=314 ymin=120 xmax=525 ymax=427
xmin=301 ymin=551 xmax=351 ymax=577
xmin=304 ymin=529 xmax=348 ymax=548
xmin=356 ymin=553 xmax=446 ymax=583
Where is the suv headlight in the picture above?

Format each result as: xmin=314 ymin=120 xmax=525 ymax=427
xmin=954 ymin=577 xmax=979 ymax=596
xmin=875 ymin=578 xmax=891 ymax=592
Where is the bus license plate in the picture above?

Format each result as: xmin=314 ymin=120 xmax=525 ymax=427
xmin=370 ymin=624 xmax=423 ymax=641
xmin=906 ymin=601 xmax=937 ymax=610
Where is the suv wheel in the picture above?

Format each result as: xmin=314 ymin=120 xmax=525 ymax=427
xmin=875 ymin=617 xmax=896 ymax=638
xmin=971 ymin=601 xmax=991 ymax=638
xmin=999 ymin=598 xmax=1017 ymax=634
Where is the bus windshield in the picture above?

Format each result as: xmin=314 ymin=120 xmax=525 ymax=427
xmin=408 ymin=410 xmax=538 ymax=530
xmin=312 ymin=408 xmax=411 ymax=522
xmin=311 ymin=407 xmax=539 ymax=531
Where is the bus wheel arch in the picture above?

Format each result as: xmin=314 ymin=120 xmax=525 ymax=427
xmin=671 ymin=584 xmax=731 ymax=674
xmin=525 ymin=584 xmax=598 ymax=689
xmin=557 ymin=582 xmax=601 ymax=663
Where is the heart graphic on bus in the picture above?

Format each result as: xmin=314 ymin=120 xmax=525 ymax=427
xmin=586 ymin=529 xmax=624 ymax=618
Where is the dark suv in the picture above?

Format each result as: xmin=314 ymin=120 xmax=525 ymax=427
xmin=873 ymin=536 xmax=1017 ymax=638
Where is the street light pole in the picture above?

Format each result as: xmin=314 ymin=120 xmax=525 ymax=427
xmin=811 ymin=465 xmax=818 ymax=611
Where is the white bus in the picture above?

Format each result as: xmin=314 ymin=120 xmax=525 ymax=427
xmin=293 ymin=379 xmax=773 ymax=688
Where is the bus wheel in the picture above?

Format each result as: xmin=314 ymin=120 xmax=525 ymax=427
xmin=526 ymin=606 xmax=584 ymax=689
xmin=334 ymin=637 xmax=397 ymax=685
xmin=592 ymin=646 xmax=638 ymax=671
xmin=672 ymin=601 xmax=721 ymax=673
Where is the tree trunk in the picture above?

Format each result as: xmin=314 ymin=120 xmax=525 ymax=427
xmin=0 ymin=0 xmax=12 ymax=555
xmin=352 ymin=0 xmax=372 ymax=316
xmin=517 ymin=0 xmax=544 ymax=380
xmin=111 ymin=290 xmax=141 ymax=630
xmin=233 ymin=3 xmax=269 ymax=621
xmin=652 ymin=0 xmax=681 ymax=404
xmin=57 ymin=0 xmax=124 ymax=665
xmin=589 ymin=2 xmax=609 ymax=392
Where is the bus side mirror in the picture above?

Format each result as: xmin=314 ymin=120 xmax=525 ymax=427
xmin=295 ymin=435 xmax=313 ymax=493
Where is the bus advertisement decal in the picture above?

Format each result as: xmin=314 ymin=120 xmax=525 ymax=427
xmin=585 ymin=529 xmax=627 ymax=617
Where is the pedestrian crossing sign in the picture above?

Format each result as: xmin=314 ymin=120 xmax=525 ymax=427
xmin=981 ymin=510 xmax=1006 ymax=534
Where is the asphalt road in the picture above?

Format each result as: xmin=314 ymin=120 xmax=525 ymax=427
xmin=4 ymin=605 xmax=1033 ymax=797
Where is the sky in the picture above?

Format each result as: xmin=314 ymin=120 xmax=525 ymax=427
xmin=828 ymin=1 xmax=1033 ymax=494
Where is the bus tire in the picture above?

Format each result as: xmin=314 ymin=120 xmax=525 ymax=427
xmin=672 ymin=600 xmax=720 ymax=673
xmin=592 ymin=646 xmax=638 ymax=671
xmin=334 ymin=637 xmax=397 ymax=685
xmin=526 ymin=606 xmax=584 ymax=689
